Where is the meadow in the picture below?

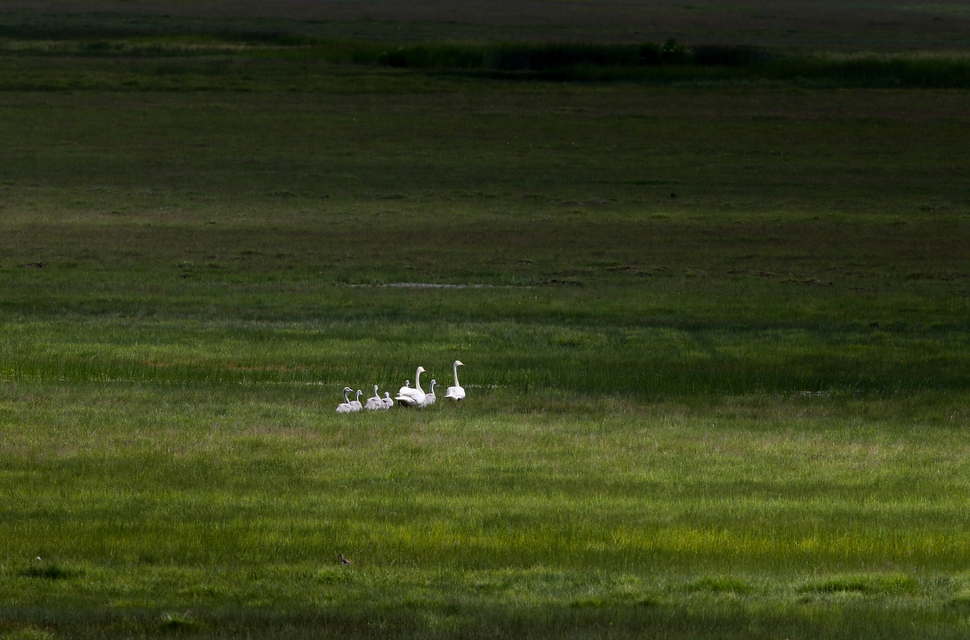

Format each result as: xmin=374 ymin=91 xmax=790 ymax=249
xmin=1 ymin=3 xmax=970 ymax=638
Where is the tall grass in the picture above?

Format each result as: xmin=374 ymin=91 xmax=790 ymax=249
xmin=4 ymin=33 xmax=970 ymax=87
xmin=2 ymin=312 xmax=968 ymax=399
xmin=373 ymin=42 xmax=970 ymax=87
xmin=377 ymin=41 xmax=673 ymax=70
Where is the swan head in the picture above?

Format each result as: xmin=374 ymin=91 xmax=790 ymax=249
xmin=455 ymin=360 xmax=464 ymax=367
xmin=343 ymin=386 xmax=352 ymax=393
xmin=417 ymin=366 xmax=426 ymax=374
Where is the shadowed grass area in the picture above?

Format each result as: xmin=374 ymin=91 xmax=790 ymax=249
xmin=3 ymin=0 xmax=970 ymax=51
xmin=1 ymin=310 xmax=969 ymax=398
xmin=0 ymin=81 xmax=966 ymax=403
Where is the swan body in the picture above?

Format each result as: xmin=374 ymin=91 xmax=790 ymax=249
xmin=349 ymin=389 xmax=363 ymax=412
xmin=420 ymin=380 xmax=437 ymax=407
xmin=396 ymin=366 xmax=426 ymax=407
xmin=364 ymin=385 xmax=384 ymax=411
xmin=445 ymin=360 xmax=465 ymax=401
xmin=381 ymin=392 xmax=394 ymax=409
xmin=335 ymin=387 xmax=355 ymax=413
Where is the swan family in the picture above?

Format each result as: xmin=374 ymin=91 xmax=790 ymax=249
xmin=335 ymin=360 xmax=465 ymax=413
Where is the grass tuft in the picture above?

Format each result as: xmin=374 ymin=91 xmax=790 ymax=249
xmin=798 ymin=574 xmax=919 ymax=596
xmin=946 ymin=591 xmax=970 ymax=611
xmin=20 ymin=562 xmax=83 ymax=581
xmin=159 ymin=612 xmax=206 ymax=634
xmin=682 ymin=575 xmax=753 ymax=594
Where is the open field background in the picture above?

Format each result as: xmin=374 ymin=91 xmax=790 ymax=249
xmin=4 ymin=0 xmax=970 ymax=48
xmin=1 ymin=2 xmax=970 ymax=638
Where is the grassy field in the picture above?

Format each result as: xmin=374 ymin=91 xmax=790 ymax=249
xmin=2 ymin=3 xmax=970 ymax=638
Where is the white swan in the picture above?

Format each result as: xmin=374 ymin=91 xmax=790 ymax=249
xmin=364 ymin=385 xmax=384 ymax=411
xmin=335 ymin=387 xmax=355 ymax=413
xmin=445 ymin=360 xmax=465 ymax=401
xmin=395 ymin=366 xmax=426 ymax=407
xmin=349 ymin=389 xmax=363 ymax=412
xmin=420 ymin=379 xmax=437 ymax=407
xmin=381 ymin=392 xmax=394 ymax=409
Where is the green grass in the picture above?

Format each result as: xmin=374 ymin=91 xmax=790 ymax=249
xmin=2 ymin=309 xmax=970 ymax=398
xmin=2 ymin=385 xmax=970 ymax=638
xmin=1 ymin=5 xmax=970 ymax=638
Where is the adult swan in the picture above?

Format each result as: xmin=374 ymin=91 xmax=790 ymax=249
xmin=444 ymin=360 xmax=465 ymax=401
xmin=395 ymin=366 xmax=427 ymax=407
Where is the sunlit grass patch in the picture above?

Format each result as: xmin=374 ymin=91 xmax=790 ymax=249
xmin=0 ymin=382 xmax=969 ymax=639
xmin=0 ymin=627 xmax=55 ymax=640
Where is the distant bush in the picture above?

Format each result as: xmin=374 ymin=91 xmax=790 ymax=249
xmin=829 ymin=57 xmax=970 ymax=88
xmin=377 ymin=42 xmax=650 ymax=71
xmin=369 ymin=39 xmax=790 ymax=75
xmin=221 ymin=31 xmax=318 ymax=46
xmin=486 ymin=42 xmax=642 ymax=70
xmin=366 ymin=39 xmax=805 ymax=82
xmin=638 ymin=42 xmax=662 ymax=65
xmin=692 ymin=44 xmax=772 ymax=67
xmin=753 ymin=55 xmax=970 ymax=88
xmin=379 ymin=44 xmax=485 ymax=69
xmin=364 ymin=40 xmax=970 ymax=87
xmin=372 ymin=40 xmax=729 ymax=72
xmin=660 ymin=39 xmax=692 ymax=64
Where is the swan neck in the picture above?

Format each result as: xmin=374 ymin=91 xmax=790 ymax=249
xmin=453 ymin=361 xmax=461 ymax=386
